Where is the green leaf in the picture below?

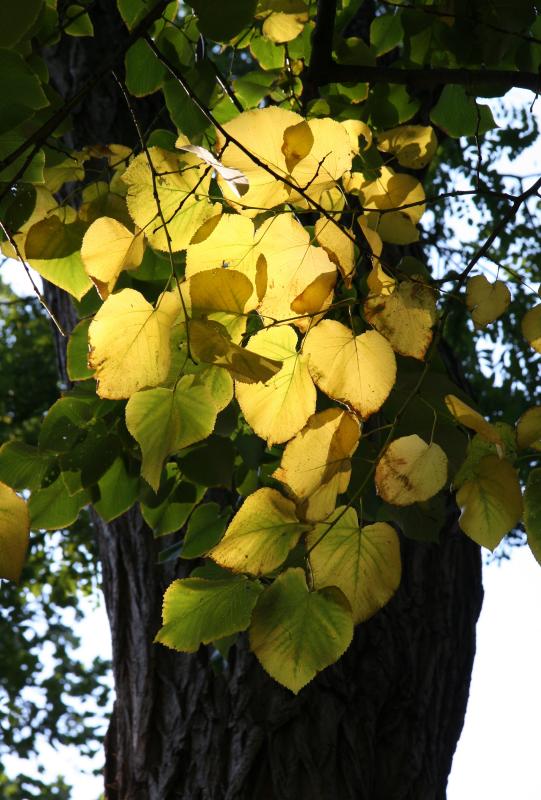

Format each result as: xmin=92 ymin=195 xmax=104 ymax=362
xmin=155 ymin=574 xmax=263 ymax=652
xmin=0 ymin=0 xmax=42 ymax=47
xmin=126 ymin=377 xmax=218 ymax=492
xmin=125 ymin=38 xmax=165 ymax=96
xmin=0 ymin=49 xmax=48 ymax=112
xmin=38 ymin=396 xmax=94 ymax=453
xmin=188 ymin=0 xmax=257 ymax=41
xmin=65 ymin=5 xmax=94 ymax=36
xmin=249 ymin=34 xmax=286 ymax=70
xmin=249 ymin=568 xmax=353 ymax=693
xmin=524 ymin=468 xmax=541 ymax=567
xmin=181 ymin=502 xmax=231 ymax=559
xmin=0 ymin=129 xmax=45 ymax=183
xmin=0 ymin=481 xmax=29 ymax=582
xmin=94 ymin=457 xmax=139 ymax=522
xmin=163 ymin=62 xmax=215 ymax=138
xmin=29 ymin=476 xmax=89 ymax=530
xmin=370 ymin=12 xmax=403 ymax=56
xmin=140 ymin=480 xmax=204 ymax=536
xmin=0 ymin=442 xmax=52 ymax=492
xmin=178 ymin=435 xmax=236 ymax=488
xmin=430 ymin=85 xmax=496 ymax=138
xmin=67 ymin=319 xmax=94 ymax=381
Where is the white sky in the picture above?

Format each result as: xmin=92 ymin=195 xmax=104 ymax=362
xmin=2 ymin=88 xmax=541 ymax=797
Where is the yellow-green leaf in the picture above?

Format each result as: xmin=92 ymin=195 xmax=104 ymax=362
xmin=210 ymin=487 xmax=308 ymax=575
xmin=155 ymin=576 xmax=263 ymax=652
xmin=188 ymin=319 xmax=282 ymax=383
xmin=81 ymin=216 xmax=144 ymax=299
xmin=262 ymin=10 xmax=307 ymax=43
xmin=125 ymin=376 xmax=218 ymax=491
xmin=364 ymin=279 xmax=437 ymax=360
xmin=0 ymin=481 xmax=29 ymax=582
xmin=445 ymin=394 xmax=502 ymax=445
xmin=273 ymin=408 xmax=360 ymax=521
xmin=517 ymin=406 xmax=541 ymax=451
xmin=122 ymin=147 xmax=216 ymax=251
xmin=235 ymin=326 xmax=316 ymax=445
xmin=375 ymin=435 xmax=448 ymax=506
xmin=25 ymin=216 xmax=92 ymax=300
xmin=304 ymin=320 xmax=396 ymax=418
xmin=522 ymin=303 xmax=541 ymax=353
xmin=88 ymin=288 xmax=181 ymax=399
xmin=249 ymin=567 xmax=353 ymax=693
xmin=466 ymin=275 xmax=511 ymax=329
xmin=307 ymin=508 xmax=401 ymax=623
xmin=456 ymin=454 xmax=523 ymax=550
xmin=524 ymin=468 xmax=541 ymax=566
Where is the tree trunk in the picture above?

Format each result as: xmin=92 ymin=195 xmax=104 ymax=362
xmin=42 ymin=3 xmax=484 ymax=798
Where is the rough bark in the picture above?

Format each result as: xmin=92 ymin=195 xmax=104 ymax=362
xmin=42 ymin=3 xmax=484 ymax=798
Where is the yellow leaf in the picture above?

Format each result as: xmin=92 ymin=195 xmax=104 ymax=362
xmin=262 ymin=10 xmax=307 ymax=42
xmin=210 ymin=488 xmax=308 ymax=575
xmin=176 ymin=141 xmax=249 ymax=197
xmin=282 ymin=120 xmax=314 ymax=172
xmin=0 ymin=481 xmax=29 ymax=582
xmin=216 ymin=106 xmax=303 ymax=214
xmin=122 ymin=147 xmax=216 ymax=251
xmin=249 ymin=567 xmax=353 ymax=693
xmin=445 ymin=394 xmax=502 ymax=445
xmin=188 ymin=319 xmax=282 ymax=384
xmin=187 ymin=267 xmax=254 ymax=342
xmin=376 ymin=125 xmax=438 ymax=169
xmin=358 ymin=215 xmax=383 ymax=260
xmin=456 ymin=455 xmax=523 ymax=550
xmin=466 ymin=275 xmax=511 ymax=329
xmin=358 ymin=166 xmax=425 ymax=223
xmin=364 ymin=279 xmax=437 ymax=360
xmin=216 ymin=109 xmax=352 ymax=214
xmin=288 ymin=118 xmax=352 ymax=207
xmin=341 ymin=119 xmax=373 ymax=154
xmin=186 ymin=214 xmax=260 ymax=308
xmin=304 ymin=320 xmax=396 ymax=418
xmin=273 ymin=408 xmax=360 ymax=521
xmin=365 ymin=209 xmax=420 ymax=245
xmin=375 ymin=435 xmax=448 ymax=506
xmin=307 ymin=508 xmax=401 ymax=623
xmin=517 ymin=406 xmax=541 ymax=451
xmin=522 ymin=303 xmax=541 ymax=353
xmin=235 ymin=326 xmax=316 ymax=445
xmin=256 ymin=213 xmax=337 ymax=331
xmin=81 ymin=216 xmax=144 ymax=299
xmin=88 ymin=288 xmax=181 ymax=399
xmin=366 ymin=262 xmax=395 ymax=297
xmin=314 ymin=216 xmax=355 ymax=285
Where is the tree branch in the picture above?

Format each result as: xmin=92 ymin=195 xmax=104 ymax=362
xmin=310 ymin=0 xmax=337 ymax=76
xmin=316 ymin=63 xmax=541 ymax=93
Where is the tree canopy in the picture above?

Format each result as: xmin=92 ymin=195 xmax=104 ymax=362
xmin=1 ymin=0 xmax=541 ymax=791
